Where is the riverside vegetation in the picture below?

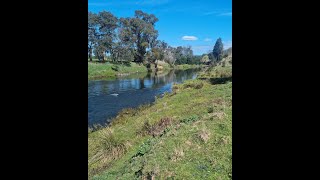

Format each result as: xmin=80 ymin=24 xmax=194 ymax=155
xmin=88 ymin=9 xmax=232 ymax=180
xmin=88 ymin=56 xmax=232 ymax=179
xmin=88 ymin=60 xmax=202 ymax=80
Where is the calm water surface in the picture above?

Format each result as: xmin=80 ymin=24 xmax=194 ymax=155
xmin=88 ymin=69 xmax=201 ymax=127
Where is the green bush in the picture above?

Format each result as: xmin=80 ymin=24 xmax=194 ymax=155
xmin=111 ymin=65 xmax=119 ymax=71
xmin=180 ymin=115 xmax=199 ymax=124
xmin=183 ymin=81 xmax=204 ymax=89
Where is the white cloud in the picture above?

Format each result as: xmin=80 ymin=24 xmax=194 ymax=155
xmin=182 ymin=36 xmax=198 ymax=41
xmin=204 ymin=38 xmax=212 ymax=42
xmin=218 ymin=12 xmax=232 ymax=16
xmin=202 ymin=9 xmax=232 ymax=16
xmin=203 ymin=11 xmax=218 ymax=16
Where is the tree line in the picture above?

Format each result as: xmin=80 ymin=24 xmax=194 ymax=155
xmin=88 ymin=10 xmax=227 ymax=67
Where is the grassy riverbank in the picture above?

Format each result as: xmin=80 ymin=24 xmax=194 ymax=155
xmin=88 ymin=61 xmax=202 ymax=80
xmin=88 ymin=65 xmax=232 ymax=179
xmin=175 ymin=64 xmax=203 ymax=70
xmin=88 ymin=62 xmax=148 ymax=80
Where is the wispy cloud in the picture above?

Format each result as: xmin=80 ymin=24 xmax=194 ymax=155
xmin=204 ymin=38 xmax=212 ymax=42
xmin=182 ymin=36 xmax=198 ymax=41
xmin=218 ymin=12 xmax=232 ymax=16
xmin=202 ymin=11 xmax=232 ymax=16
xmin=202 ymin=11 xmax=218 ymax=16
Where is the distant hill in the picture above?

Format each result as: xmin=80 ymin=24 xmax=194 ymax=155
xmin=223 ymin=47 xmax=232 ymax=57
xmin=215 ymin=47 xmax=232 ymax=67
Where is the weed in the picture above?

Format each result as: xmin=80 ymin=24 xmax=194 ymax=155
xmin=207 ymin=106 xmax=214 ymax=113
xmin=183 ymin=80 xmax=204 ymax=89
xmin=138 ymin=117 xmax=173 ymax=137
xmin=180 ymin=115 xmax=199 ymax=124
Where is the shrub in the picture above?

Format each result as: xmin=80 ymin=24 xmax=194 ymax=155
xmin=180 ymin=115 xmax=199 ymax=124
xmin=207 ymin=106 xmax=214 ymax=113
xmin=183 ymin=81 xmax=204 ymax=89
xmin=137 ymin=117 xmax=173 ymax=137
xmin=111 ymin=65 xmax=120 ymax=71
xmin=172 ymin=84 xmax=179 ymax=90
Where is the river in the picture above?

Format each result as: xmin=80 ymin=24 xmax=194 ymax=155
xmin=88 ymin=68 xmax=201 ymax=127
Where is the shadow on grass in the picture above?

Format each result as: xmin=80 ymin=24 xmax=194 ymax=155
xmin=209 ymin=77 xmax=232 ymax=84
xmin=198 ymin=77 xmax=232 ymax=85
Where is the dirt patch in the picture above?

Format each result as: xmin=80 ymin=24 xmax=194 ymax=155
xmin=170 ymin=148 xmax=184 ymax=162
xmin=198 ymin=130 xmax=211 ymax=143
xmin=211 ymin=112 xmax=226 ymax=120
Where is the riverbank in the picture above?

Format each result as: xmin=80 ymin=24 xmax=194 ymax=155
xmin=88 ymin=61 xmax=203 ymax=80
xmin=175 ymin=64 xmax=203 ymax=70
xmin=88 ymin=66 xmax=232 ymax=179
xmin=88 ymin=62 xmax=148 ymax=80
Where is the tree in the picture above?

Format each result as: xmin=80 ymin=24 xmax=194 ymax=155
xmin=173 ymin=46 xmax=193 ymax=65
xmin=201 ymin=55 xmax=210 ymax=64
xmin=207 ymin=51 xmax=215 ymax=61
xmin=119 ymin=10 xmax=158 ymax=64
xmin=95 ymin=11 xmax=118 ymax=61
xmin=163 ymin=48 xmax=176 ymax=67
xmin=110 ymin=42 xmax=134 ymax=63
xmin=149 ymin=40 xmax=169 ymax=69
xmin=88 ymin=12 xmax=99 ymax=61
xmin=212 ymin=38 xmax=223 ymax=62
xmin=223 ymin=47 xmax=232 ymax=57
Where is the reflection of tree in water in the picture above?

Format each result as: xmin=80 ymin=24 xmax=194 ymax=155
xmin=139 ymin=78 xmax=145 ymax=89
xmin=109 ymin=69 xmax=199 ymax=91
xmin=149 ymin=70 xmax=176 ymax=89
xmin=173 ymin=68 xmax=200 ymax=83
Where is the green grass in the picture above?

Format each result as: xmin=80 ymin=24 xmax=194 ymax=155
xmin=88 ymin=62 xmax=148 ymax=80
xmin=198 ymin=66 xmax=232 ymax=79
xmin=88 ymin=61 xmax=203 ymax=80
xmin=175 ymin=64 xmax=203 ymax=70
xmin=88 ymin=70 xmax=232 ymax=179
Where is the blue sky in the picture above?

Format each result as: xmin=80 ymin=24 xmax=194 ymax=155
xmin=88 ymin=0 xmax=232 ymax=55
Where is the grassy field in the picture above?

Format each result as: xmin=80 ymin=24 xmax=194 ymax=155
xmin=88 ymin=62 xmax=148 ymax=80
xmin=88 ymin=65 xmax=232 ymax=179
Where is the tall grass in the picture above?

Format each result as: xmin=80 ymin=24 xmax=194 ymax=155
xmin=88 ymin=78 xmax=232 ymax=179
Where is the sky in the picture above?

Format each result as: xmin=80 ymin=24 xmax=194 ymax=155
xmin=88 ymin=0 xmax=232 ymax=55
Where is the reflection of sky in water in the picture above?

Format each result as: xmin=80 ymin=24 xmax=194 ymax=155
xmin=88 ymin=69 xmax=200 ymax=127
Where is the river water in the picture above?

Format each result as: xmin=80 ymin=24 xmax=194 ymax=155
xmin=88 ymin=68 xmax=201 ymax=127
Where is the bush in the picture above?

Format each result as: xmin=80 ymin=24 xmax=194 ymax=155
xmin=180 ymin=115 xmax=199 ymax=124
xmin=137 ymin=117 xmax=173 ymax=137
xmin=111 ymin=65 xmax=120 ymax=71
xmin=172 ymin=84 xmax=179 ymax=90
xmin=183 ymin=81 xmax=204 ymax=89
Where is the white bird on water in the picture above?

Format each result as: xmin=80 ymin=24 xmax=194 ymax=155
xmin=110 ymin=93 xmax=119 ymax=96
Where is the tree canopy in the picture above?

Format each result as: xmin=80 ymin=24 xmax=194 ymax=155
xmin=212 ymin=38 xmax=224 ymax=62
xmin=88 ymin=10 xmax=220 ymax=67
